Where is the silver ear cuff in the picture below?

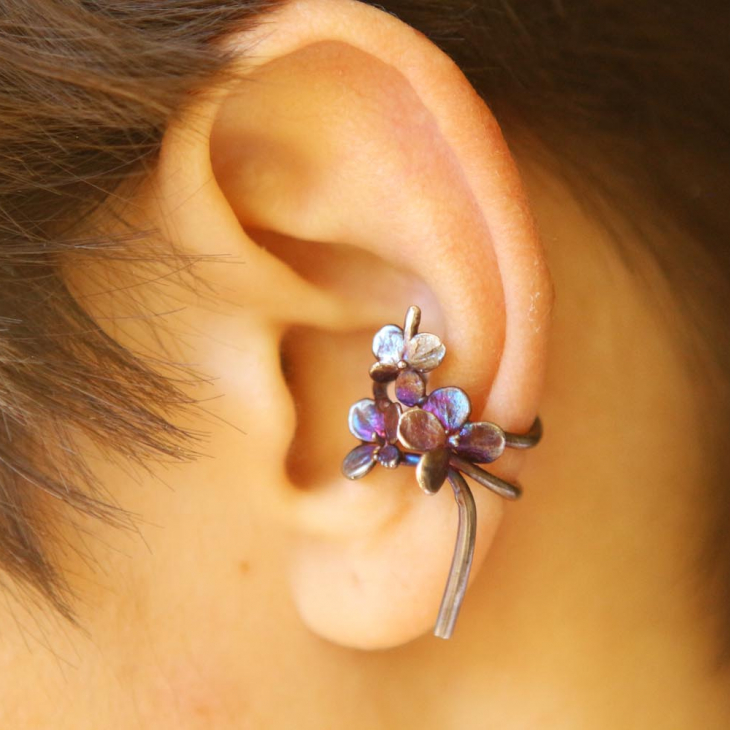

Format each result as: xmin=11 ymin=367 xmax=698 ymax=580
xmin=342 ymin=306 xmax=542 ymax=639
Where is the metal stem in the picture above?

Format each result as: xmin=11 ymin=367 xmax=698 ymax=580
xmin=372 ymin=380 xmax=389 ymax=403
xmin=404 ymin=305 xmax=421 ymax=340
xmin=449 ymin=455 xmax=522 ymax=500
xmin=402 ymin=452 xmax=420 ymax=467
xmin=504 ymin=416 xmax=543 ymax=449
xmin=434 ymin=469 xmax=476 ymax=640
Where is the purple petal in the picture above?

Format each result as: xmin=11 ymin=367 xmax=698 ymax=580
xmin=423 ymin=387 xmax=471 ymax=433
xmin=348 ymin=399 xmax=384 ymax=442
xmin=395 ymin=369 xmax=426 ymax=407
xmin=415 ymin=447 xmax=450 ymax=494
xmin=342 ymin=444 xmax=379 ymax=480
xmin=377 ymin=444 xmax=401 ymax=469
xmin=397 ymin=408 xmax=446 ymax=452
xmin=404 ymin=333 xmax=445 ymax=372
xmin=372 ymin=324 xmax=405 ymax=366
xmin=380 ymin=400 xmax=402 ymax=444
xmin=452 ymin=422 xmax=506 ymax=463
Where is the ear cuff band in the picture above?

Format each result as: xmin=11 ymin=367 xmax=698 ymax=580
xmin=342 ymin=306 xmax=542 ymax=639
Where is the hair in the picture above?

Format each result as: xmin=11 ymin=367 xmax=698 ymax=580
xmin=1 ymin=0 xmax=729 ymax=648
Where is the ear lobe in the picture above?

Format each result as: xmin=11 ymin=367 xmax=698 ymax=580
xmin=138 ymin=0 xmax=552 ymax=649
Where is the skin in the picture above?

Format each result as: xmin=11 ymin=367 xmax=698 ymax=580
xmin=0 ymin=0 xmax=729 ymax=727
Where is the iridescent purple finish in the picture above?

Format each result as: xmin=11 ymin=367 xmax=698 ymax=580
xmin=423 ymin=387 xmax=471 ymax=434
xmin=342 ymin=444 xmax=379 ymax=480
xmin=398 ymin=386 xmax=505 ymax=483
xmin=368 ymin=313 xmax=446 ymax=383
xmin=372 ymin=324 xmax=405 ymax=367
xmin=346 ymin=311 xmax=534 ymax=488
xmin=450 ymin=422 xmax=506 ymax=463
xmin=348 ymin=399 xmax=384 ymax=443
xmin=344 ymin=398 xmax=404 ymax=479
xmin=342 ymin=305 xmax=543 ymax=640
xmin=378 ymin=444 xmax=401 ymax=469
xmin=395 ymin=369 xmax=426 ymax=407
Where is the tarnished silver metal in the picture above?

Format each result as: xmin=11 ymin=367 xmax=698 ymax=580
xmin=342 ymin=306 xmax=543 ymax=639
xmin=448 ymin=455 xmax=523 ymax=501
xmin=504 ymin=417 xmax=543 ymax=449
xmin=416 ymin=447 xmax=450 ymax=495
xmin=434 ymin=469 xmax=476 ymax=639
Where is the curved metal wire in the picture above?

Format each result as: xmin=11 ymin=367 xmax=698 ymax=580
xmin=434 ymin=469 xmax=476 ymax=639
xmin=448 ymin=455 xmax=522 ymax=500
xmin=504 ymin=416 xmax=543 ymax=449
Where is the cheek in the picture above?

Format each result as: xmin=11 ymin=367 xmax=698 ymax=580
xmin=116 ymin=586 xmax=268 ymax=728
xmin=91 ymin=467 xmax=289 ymax=727
xmin=141 ymin=663 xmax=245 ymax=727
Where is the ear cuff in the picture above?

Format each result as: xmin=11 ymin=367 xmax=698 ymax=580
xmin=342 ymin=306 xmax=542 ymax=639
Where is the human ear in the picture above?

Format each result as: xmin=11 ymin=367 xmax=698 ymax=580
xmin=96 ymin=0 xmax=553 ymax=650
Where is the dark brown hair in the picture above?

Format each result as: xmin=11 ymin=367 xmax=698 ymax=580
xmin=1 ymin=0 xmax=729 ymax=650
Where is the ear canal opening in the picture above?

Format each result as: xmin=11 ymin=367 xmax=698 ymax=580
xmin=279 ymin=324 xmax=380 ymax=490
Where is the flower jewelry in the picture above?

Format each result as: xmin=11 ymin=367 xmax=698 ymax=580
xmin=342 ymin=306 xmax=543 ymax=639
xmin=398 ymin=386 xmax=507 ymax=495
xmin=368 ymin=305 xmax=445 ymax=406
xmin=344 ymin=398 xmax=402 ymax=476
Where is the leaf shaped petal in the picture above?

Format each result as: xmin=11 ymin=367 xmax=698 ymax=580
xmin=397 ymin=408 xmax=446 ymax=452
xmin=395 ymin=369 xmax=426 ymax=407
xmin=423 ymin=387 xmax=471 ymax=433
xmin=342 ymin=444 xmax=379 ymax=480
xmin=372 ymin=324 xmax=405 ymax=365
xmin=348 ymin=399 xmax=384 ymax=442
xmin=369 ymin=361 xmax=399 ymax=383
xmin=453 ymin=422 xmax=506 ymax=463
xmin=415 ymin=447 xmax=450 ymax=494
xmin=404 ymin=332 xmax=446 ymax=372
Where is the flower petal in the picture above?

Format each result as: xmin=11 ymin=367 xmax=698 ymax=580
xmin=404 ymin=332 xmax=445 ymax=371
xmin=380 ymin=400 xmax=402 ymax=444
xmin=369 ymin=361 xmax=399 ymax=382
xmin=348 ymin=399 xmax=384 ymax=442
xmin=377 ymin=444 xmax=401 ymax=469
xmin=397 ymin=408 xmax=446 ymax=452
xmin=342 ymin=444 xmax=379 ymax=480
xmin=452 ymin=422 xmax=506 ymax=463
xmin=372 ymin=324 xmax=405 ymax=365
xmin=395 ymin=369 xmax=426 ymax=407
xmin=423 ymin=387 xmax=471 ymax=433
xmin=415 ymin=447 xmax=450 ymax=494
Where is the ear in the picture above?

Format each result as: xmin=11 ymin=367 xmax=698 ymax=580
xmin=103 ymin=0 xmax=553 ymax=649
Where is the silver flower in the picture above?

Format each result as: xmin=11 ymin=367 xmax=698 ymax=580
xmin=368 ymin=306 xmax=446 ymax=407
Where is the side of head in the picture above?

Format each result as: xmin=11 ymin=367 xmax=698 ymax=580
xmin=0 ymin=0 xmax=729 ymax=726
